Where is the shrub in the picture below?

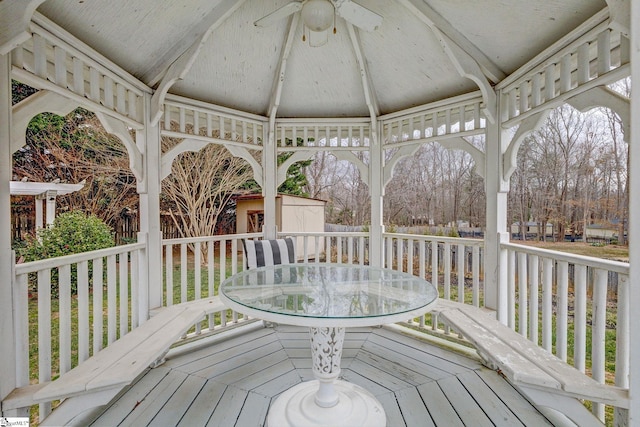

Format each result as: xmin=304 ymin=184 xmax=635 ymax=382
xmin=19 ymin=211 xmax=115 ymax=296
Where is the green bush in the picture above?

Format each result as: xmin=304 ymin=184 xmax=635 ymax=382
xmin=19 ymin=211 xmax=115 ymax=296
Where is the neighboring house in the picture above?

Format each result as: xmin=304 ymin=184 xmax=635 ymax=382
xmin=585 ymin=220 xmax=625 ymax=242
xmin=235 ymin=193 xmax=326 ymax=258
xmin=511 ymin=221 xmax=554 ymax=239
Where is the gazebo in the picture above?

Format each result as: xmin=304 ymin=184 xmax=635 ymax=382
xmin=1 ymin=0 xmax=639 ymax=425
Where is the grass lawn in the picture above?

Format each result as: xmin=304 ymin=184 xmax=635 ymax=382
xmin=518 ymin=240 xmax=629 ymax=262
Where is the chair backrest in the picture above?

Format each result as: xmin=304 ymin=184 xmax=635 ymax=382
xmin=242 ymin=237 xmax=296 ymax=269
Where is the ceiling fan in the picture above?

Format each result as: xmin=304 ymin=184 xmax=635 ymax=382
xmin=254 ymin=0 xmax=383 ymax=46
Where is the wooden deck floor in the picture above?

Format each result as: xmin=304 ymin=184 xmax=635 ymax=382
xmin=88 ymin=323 xmax=552 ymax=427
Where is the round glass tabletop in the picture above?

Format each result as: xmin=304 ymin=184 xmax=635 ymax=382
xmin=219 ymin=263 xmax=439 ymax=327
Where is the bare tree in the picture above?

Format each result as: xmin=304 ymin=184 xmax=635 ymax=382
xmin=13 ymin=109 xmax=138 ymax=228
xmin=161 ymin=141 xmax=253 ymax=239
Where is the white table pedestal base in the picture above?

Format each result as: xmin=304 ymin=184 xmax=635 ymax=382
xmin=266 ymin=379 xmax=386 ymax=427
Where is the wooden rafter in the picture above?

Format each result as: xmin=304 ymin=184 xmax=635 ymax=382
xmin=397 ymin=0 xmax=499 ymax=123
xmin=267 ymin=13 xmax=300 ymax=120
xmin=142 ymin=0 xmax=247 ymax=86
xmin=345 ymin=23 xmax=380 ymax=119
xmin=149 ymin=0 xmax=246 ymax=125
xmin=396 ymin=0 xmax=505 ymax=84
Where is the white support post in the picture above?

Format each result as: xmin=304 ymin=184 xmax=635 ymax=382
xmin=137 ymin=93 xmax=163 ymax=316
xmin=628 ymin=0 xmax=639 ymax=423
xmin=369 ymin=124 xmax=384 ymax=268
xmin=0 ymin=52 xmax=17 ymax=404
xmin=35 ymin=193 xmax=44 ymax=230
xmin=45 ymin=189 xmax=56 ymax=226
xmin=484 ymin=93 xmax=510 ymax=323
xmin=263 ymin=118 xmax=277 ymax=239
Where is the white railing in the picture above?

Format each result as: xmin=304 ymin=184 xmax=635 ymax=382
xmin=160 ymin=233 xmax=257 ymax=330
xmin=11 ymin=231 xmax=630 ymax=424
xmin=159 ymin=231 xmax=370 ymax=331
xmin=382 ymin=233 xmax=484 ymax=327
xmin=277 ymin=231 xmax=370 ymax=264
xmin=12 ymin=242 xmax=145 ymax=420
xmin=501 ymin=242 xmax=629 ymax=422
xmin=160 ymin=231 xmax=369 ymax=305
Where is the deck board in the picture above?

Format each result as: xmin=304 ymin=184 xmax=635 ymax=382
xmin=119 ymin=370 xmax=189 ymax=427
xmin=395 ymin=386 xmax=436 ymax=427
xmin=175 ymin=380 xmax=226 ymax=427
xmin=90 ymin=324 xmax=552 ymax=426
xmin=474 ymin=368 xmax=554 ymax=426
xmin=437 ymin=375 xmax=494 ymax=427
xmin=417 ymin=381 xmax=465 ymax=427
xmin=148 ymin=375 xmax=206 ymax=426
xmin=456 ymin=370 xmax=525 ymax=427
xmin=205 ymin=385 xmax=248 ymax=427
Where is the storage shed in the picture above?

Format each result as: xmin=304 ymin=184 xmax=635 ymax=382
xmin=236 ymin=193 xmax=326 ymax=257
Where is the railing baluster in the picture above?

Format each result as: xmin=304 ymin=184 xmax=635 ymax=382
xmin=59 ymin=264 xmax=72 ymax=374
xmin=419 ymin=240 xmax=426 ymax=279
xmin=472 ymin=245 xmax=480 ymax=307
xmin=528 ymin=255 xmax=539 ymax=345
xmin=407 ymin=238 xmax=414 ymax=276
xmin=508 ymin=250 xmax=516 ymax=329
xmin=443 ymin=242 xmax=451 ymax=299
xmin=556 ymin=261 xmax=569 ymax=361
xmin=517 ymin=252 xmax=527 ymax=337
xmin=592 ymin=268 xmax=607 ymax=421
xmin=457 ymin=243 xmax=464 ymax=304
xmin=180 ymin=244 xmax=188 ymax=304
xmin=542 ymin=257 xmax=554 ymax=352
xmin=14 ymin=270 xmax=29 ymax=387
xmin=165 ymin=244 xmax=173 ymax=306
xmin=38 ymin=269 xmax=52 ymax=419
xmin=107 ymin=255 xmax=117 ymax=344
xmin=615 ymin=274 xmax=630 ymax=425
xmin=231 ymin=239 xmax=238 ymax=275
xmin=431 ymin=241 xmax=438 ymax=293
xmin=119 ymin=254 xmax=129 ymax=337
xmin=574 ymin=265 xmax=588 ymax=372
xmin=303 ymin=235 xmax=309 ymax=262
xmin=92 ymin=257 xmax=104 ymax=354
xmin=131 ymin=249 xmax=139 ymax=328
xmin=194 ymin=243 xmax=202 ymax=301
xmin=78 ymin=260 xmax=90 ymax=363
xmin=208 ymin=240 xmax=215 ymax=329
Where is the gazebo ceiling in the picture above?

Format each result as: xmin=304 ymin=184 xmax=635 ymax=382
xmin=36 ymin=0 xmax=606 ymax=118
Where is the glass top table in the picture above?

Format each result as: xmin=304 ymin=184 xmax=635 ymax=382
xmin=220 ymin=263 xmax=438 ymax=427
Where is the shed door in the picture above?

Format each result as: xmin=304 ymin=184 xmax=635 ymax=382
xmin=247 ymin=210 xmax=264 ymax=233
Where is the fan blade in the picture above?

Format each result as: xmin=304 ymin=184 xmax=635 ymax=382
xmin=335 ymin=0 xmax=382 ymax=32
xmin=308 ymin=29 xmax=329 ymax=47
xmin=254 ymin=2 xmax=304 ymax=27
